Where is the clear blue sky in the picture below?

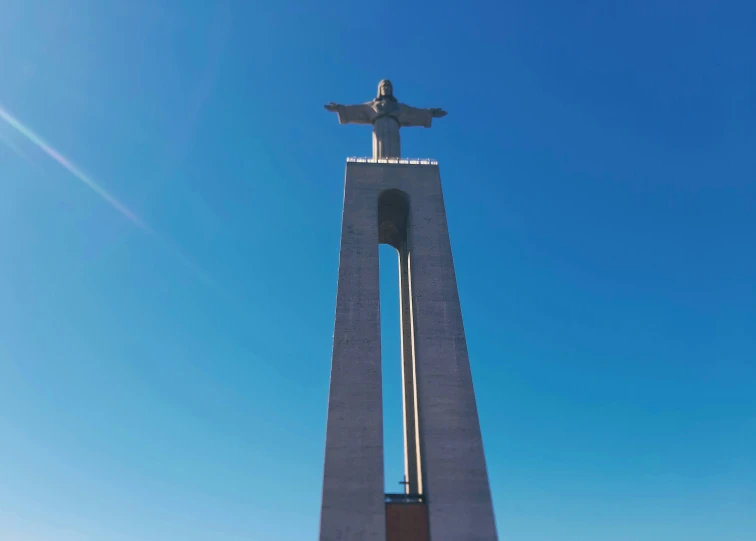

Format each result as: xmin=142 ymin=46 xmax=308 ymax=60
xmin=1 ymin=1 xmax=754 ymax=540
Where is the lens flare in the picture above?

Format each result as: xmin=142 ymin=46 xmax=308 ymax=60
xmin=0 ymin=103 xmax=236 ymax=304
xmin=0 ymin=105 xmax=148 ymax=230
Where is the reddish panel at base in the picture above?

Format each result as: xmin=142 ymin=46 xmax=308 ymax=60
xmin=386 ymin=503 xmax=429 ymax=541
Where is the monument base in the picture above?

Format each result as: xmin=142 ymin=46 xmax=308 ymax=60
xmin=386 ymin=497 xmax=429 ymax=541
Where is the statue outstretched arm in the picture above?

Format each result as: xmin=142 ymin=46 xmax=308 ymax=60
xmin=397 ymin=104 xmax=447 ymax=128
xmin=324 ymin=102 xmax=374 ymax=125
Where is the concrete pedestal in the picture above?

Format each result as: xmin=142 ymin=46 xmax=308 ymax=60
xmin=319 ymin=161 xmax=498 ymax=541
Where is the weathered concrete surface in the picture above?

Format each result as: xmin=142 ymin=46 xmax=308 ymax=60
xmin=402 ymin=165 xmax=498 ymax=541
xmin=319 ymin=166 xmax=385 ymax=541
xmin=319 ymin=162 xmax=498 ymax=541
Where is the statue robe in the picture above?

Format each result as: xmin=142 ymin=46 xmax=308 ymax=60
xmin=334 ymin=99 xmax=435 ymax=158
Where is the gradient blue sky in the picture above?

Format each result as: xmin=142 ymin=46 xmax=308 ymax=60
xmin=1 ymin=1 xmax=755 ymax=540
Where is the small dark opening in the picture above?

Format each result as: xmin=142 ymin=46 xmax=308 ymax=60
xmin=378 ymin=189 xmax=409 ymax=250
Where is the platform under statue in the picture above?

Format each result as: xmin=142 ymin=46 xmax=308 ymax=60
xmin=324 ymin=79 xmax=447 ymax=159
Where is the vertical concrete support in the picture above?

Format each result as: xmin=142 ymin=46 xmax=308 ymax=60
xmin=399 ymin=242 xmax=421 ymax=495
xmin=319 ymin=167 xmax=385 ymax=541
xmin=407 ymin=166 xmax=498 ymax=541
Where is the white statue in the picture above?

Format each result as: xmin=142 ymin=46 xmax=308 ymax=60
xmin=325 ymin=80 xmax=447 ymax=159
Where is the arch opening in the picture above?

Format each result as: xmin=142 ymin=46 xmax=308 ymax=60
xmin=377 ymin=189 xmax=422 ymax=497
xmin=378 ymin=189 xmax=409 ymax=250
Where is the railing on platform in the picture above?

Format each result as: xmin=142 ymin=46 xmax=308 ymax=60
xmin=385 ymin=493 xmax=425 ymax=504
xmin=347 ymin=157 xmax=438 ymax=165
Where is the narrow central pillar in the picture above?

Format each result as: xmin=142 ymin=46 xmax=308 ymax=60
xmin=399 ymin=241 xmax=421 ymax=495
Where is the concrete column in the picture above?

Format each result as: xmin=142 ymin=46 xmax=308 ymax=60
xmin=318 ymin=168 xmax=385 ymax=541
xmin=399 ymin=242 xmax=422 ymax=495
xmin=407 ymin=167 xmax=499 ymax=541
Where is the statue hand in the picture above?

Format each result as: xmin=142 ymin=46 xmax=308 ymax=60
xmin=431 ymin=108 xmax=447 ymax=118
xmin=324 ymin=102 xmax=340 ymax=112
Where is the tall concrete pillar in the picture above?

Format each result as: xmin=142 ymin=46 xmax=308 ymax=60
xmin=319 ymin=161 xmax=498 ymax=541
xmin=319 ymin=165 xmax=385 ymax=541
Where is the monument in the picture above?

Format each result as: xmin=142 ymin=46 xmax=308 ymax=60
xmin=324 ymin=79 xmax=447 ymax=159
xmin=319 ymin=80 xmax=498 ymax=541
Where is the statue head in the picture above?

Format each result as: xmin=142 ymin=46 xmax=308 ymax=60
xmin=377 ymin=79 xmax=397 ymax=102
